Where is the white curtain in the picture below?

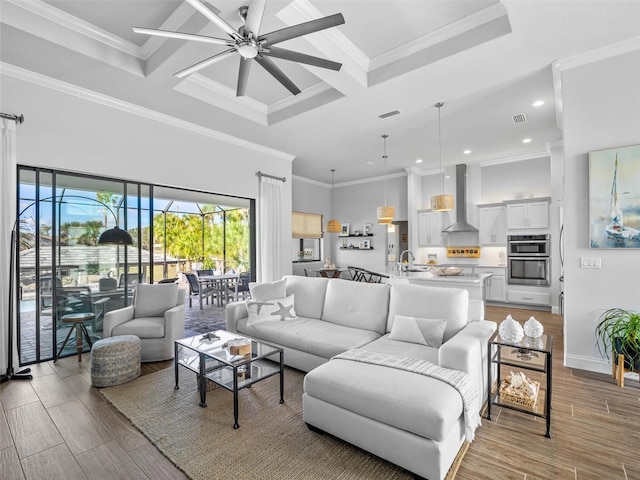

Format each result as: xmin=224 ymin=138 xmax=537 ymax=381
xmin=1 ymin=119 xmax=18 ymax=375
xmin=257 ymin=175 xmax=283 ymax=282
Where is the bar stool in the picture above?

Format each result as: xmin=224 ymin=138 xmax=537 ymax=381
xmin=56 ymin=312 xmax=96 ymax=363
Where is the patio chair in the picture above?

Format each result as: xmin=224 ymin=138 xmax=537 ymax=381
xmin=103 ymin=283 xmax=185 ymax=362
xmin=185 ymin=272 xmax=217 ymax=309
xmin=225 ymin=272 xmax=250 ymax=302
xmin=196 ymin=269 xmax=214 ymax=277
xmin=118 ymin=272 xmax=146 ymax=288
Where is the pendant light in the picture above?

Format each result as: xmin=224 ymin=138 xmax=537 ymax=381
xmin=377 ymin=134 xmax=395 ymax=224
xmin=326 ymin=169 xmax=342 ymax=233
xmin=430 ymin=102 xmax=454 ymax=212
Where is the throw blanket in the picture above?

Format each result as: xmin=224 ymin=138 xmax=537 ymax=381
xmin=333 ymin=349 xmax=481 ymax=442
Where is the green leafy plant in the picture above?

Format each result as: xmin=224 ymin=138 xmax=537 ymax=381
xmin=595 ymin=308 xmax=640 ymax=371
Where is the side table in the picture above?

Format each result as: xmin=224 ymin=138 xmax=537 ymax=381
xmin=56 ymin=312 xmax=96 ymax=363
xmin=487 ymin=331 xmax=553 ymax=438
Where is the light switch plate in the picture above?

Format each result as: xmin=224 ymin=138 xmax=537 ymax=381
xmin=580 ymin=257 xmax=601 ymax=269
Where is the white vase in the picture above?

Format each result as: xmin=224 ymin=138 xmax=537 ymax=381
xmin=523 ymin=316 xmax=544 ymax=338
xmin=499 ymin=315 xmax=524 ymax=343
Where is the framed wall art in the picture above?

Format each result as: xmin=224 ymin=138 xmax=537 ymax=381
xmin=339 ymin=223 xmax=350 ymax=237
xmin=589 ymin=144 xmax=640 ymax=249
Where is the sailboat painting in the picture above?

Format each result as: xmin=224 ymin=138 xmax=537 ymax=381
xmin=589 ymin=144 xmax=640 ymax=249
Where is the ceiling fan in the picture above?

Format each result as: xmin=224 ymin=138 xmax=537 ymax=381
xmin=133 ymin=0 xmax=344 ymax=96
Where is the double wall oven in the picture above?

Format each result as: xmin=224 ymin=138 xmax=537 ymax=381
xmin=507 ymin=234 xmax=550 ymax=286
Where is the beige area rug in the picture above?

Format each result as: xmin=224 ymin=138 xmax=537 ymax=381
xmin=101 ymin=367 xmax=467 ymax=480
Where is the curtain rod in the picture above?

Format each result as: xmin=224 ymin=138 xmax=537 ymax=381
xmin=0 ymin=112 xmax=24 ymax=124
xmin=256 ymin=171 xmax=286 ymax=183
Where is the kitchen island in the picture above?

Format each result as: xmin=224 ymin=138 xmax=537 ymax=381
xmin=380 ymin=267 xmax=492 ymax=301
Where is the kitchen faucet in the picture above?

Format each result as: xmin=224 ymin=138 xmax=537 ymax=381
xmin=399 ymin=250 xmax=415 ymax=271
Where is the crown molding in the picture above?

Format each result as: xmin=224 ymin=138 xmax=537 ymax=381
xmin=479 ymin=151 xmax=549 ymax=167
xmin=292 ymin=175 xmax=330 ymax=188
xmin=139 ymin=2 xmax=199 ymax=61
xmin=1 ymin=62 xmax=294 ymax=162
xmin=5 ymin=0 xmax=142 ymax=58
xmin=370 ymin=2 xmax=508 ymax=71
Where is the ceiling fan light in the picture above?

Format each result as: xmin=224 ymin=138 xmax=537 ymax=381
xmin=326 ymin=218 xmax=341 ymax=233
xmin=377 ymin=205 xmax=395 ymax=224
xmin=430 ymin=194 xmax=454 ymax=212
xmin=238 ymin=44 xmax=258 ymax=58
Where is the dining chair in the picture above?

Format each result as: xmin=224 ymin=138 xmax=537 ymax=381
xmin=226 ymin=272 xmax=251 ymax=302
xmin=184 ymin=272 xmax=216 ymax=308
xmin=196 ymin=269 xmax=214 ymax=277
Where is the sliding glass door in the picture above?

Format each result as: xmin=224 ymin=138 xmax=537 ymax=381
xmin=16 ymin=167 xmax=254 ymax=365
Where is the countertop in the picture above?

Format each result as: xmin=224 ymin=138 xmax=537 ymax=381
xmin=382 ymin=267 xmax=492 ymax=284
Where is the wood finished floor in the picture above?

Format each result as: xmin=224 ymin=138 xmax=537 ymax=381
xmin=1 ymin=306 xmax=639 ymax=479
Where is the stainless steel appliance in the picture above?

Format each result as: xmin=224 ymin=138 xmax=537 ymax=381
xmin=507 ymin=234 xmax=550 ymax=286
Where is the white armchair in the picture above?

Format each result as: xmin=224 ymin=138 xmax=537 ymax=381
xmin=103 ymin=283 xmax=185 ymax=362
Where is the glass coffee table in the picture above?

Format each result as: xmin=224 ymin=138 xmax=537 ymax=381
xmin=174 ymin=330 xmax=284 ymax=429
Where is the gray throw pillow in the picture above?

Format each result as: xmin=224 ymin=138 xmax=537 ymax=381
xmin=388 ymin=314 xmax=447 ymax=348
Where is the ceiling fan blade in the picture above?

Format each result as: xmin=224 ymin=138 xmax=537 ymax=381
xmin=255 ymin=54 xmax=301 ymax=95
xmin=185 ymin=0 xmax=242 ymax=40
xmin=236 ymin=58 xmax=252 ymax=97
xmin=264 ymin=46 xmax=342 ymax=71
xmin=259 ymin=13 xmax=345 ymax=47
xmin=132 ymin=27 xmax=234 ymax=46
xmin=244 ymin=0 xmax=267 ymax=38
xmin=174 ymin=48 xmax=236 ymax=78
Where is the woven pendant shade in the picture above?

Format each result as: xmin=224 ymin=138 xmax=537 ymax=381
xmin=429 ymin=102 xmax=454 ymax=212
xmin=326 ymin=218 xmax=341 ymax=233
xmin=377 ymin=206 xmax=395 ymax=224
xmin=376 ymin=134 xmax=394 ymax=224
xmin=430 ymin=194 xmax=454 ymax=212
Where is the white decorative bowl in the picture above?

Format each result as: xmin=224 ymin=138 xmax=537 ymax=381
xmin=523 ymin=316 xmax=544 ymax=338
xmin=499 ymin=315 xmax=524 ymax=343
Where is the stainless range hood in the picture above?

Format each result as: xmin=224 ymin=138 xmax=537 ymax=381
xmin=442 ymin=164 xmax=478 ymax=233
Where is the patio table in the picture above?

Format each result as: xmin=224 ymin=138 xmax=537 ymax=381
xmin=198 ymin=273 xmax=240 ymax=307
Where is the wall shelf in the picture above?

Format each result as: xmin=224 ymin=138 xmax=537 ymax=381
xmin=339 ymin=247 xmax=374 ymax=250
xmin=339 ymin=234 xmax=373 ymax=238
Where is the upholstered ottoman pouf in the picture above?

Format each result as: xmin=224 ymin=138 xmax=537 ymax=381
xmin=91 ymin=335 xmax=141 ymax=387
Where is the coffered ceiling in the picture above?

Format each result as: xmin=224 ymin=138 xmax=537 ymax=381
xmin=2 ymin=0 xmax=639 ymax=183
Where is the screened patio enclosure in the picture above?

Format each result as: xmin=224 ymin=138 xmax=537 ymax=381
xmin=16 ymin=167 xmax=254 ymax=365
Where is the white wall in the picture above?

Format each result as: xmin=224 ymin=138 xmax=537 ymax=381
xmin=561 ymin=48 xmax=640 ymax=373
xmin=481 ymin=157 xmax=551 ymax=203
xmin=2 ymin=74 xmax=294 ymax=278
xmin=331 ymin=175 xmax=408 ymax=272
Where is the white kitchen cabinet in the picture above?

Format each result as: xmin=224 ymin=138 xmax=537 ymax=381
xmin=478 ymin=206 xmax=506 ymax=245
xmin=506 ymin=200 xmax=549 ymax=230
xmin=418 ymin=211 xmax=442 ymax=246
xmin=474 ymin=267 xmax=506 ymax=302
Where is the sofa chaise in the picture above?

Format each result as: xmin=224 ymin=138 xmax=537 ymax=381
xmin=226 ymin=275 xmax=497 ymax=480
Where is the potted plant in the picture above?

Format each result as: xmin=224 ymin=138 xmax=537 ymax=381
xmin=596 ymin=308 xmax=640 ymax=371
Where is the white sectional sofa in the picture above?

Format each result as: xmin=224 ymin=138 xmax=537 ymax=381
xmin=226 ymin=275 xmax=497 ymax=480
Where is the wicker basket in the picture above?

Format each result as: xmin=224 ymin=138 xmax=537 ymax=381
xmin=499 ymin=374 xmax=540 ymax=408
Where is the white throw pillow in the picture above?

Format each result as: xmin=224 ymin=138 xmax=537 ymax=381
xmin=388 ymin=314 xmax=447 ymax=348
xmin=248 ymin=278 xmax=287 ymax=301
xmin=246 ymin=294 xmax=297 ymax=326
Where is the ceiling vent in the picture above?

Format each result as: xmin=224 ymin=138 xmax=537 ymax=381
xmin=378 ymin=110 xmax=401 ymax=119
xmin=511 ymin=113 xmax=528 ymax=124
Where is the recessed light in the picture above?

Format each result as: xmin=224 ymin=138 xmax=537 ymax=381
xmin=532 ymin=100 xmax=544 ymax=107
xmin=416 ymin=159 xmax=423 ymax=164
xmin=463 ymin=150 xmax=471 ymax=154
xmin=522 ymin=138 xmax=532 ymax=143
xmin=365 ymin=160 xmax=375 ymax=165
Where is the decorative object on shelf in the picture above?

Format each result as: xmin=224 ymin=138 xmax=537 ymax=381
xmin=500 ymin=371 xmax=540 ymax=408
xmin=363 ymin=223 xmax=372 ymax=235
xmin=359 ymin=239 xmax=371 ymax=249
xmin=430 ymin=102 xmax=454 ymax=212
xmin=326 ymin=169 xmax=341 ymax=233
xmin=498 ymin=315 xmax=524 ymax=343
xmin=523 ymin=316 xmax=544 ymax=338
xmin=339 ymin=223 xmax=350 ymax=236
xmin=325 ymin=258 xmax=332 ymax=268
xmin=377 ymin=134 xmax=395 ymax=224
